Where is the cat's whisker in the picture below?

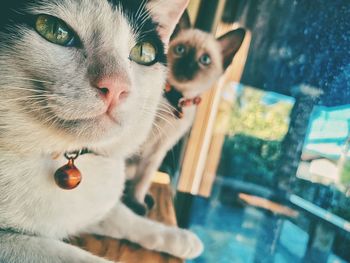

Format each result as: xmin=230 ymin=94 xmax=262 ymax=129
xmin=3 ymin=86 xmax=51 ymax=93
xmin=29 ymin=108 xmax=55 ymax=115
xmin=75 ymin=123 xmax=85 ymax=138
xmin=141 ymin=106 xmax=176 ymax=131
xmin=142 ymin=99 xmax=176 ymax=116
xmin=44 ymin=112 xmax=68 ymax=132
xmin=135 ymin=0 xmax=148 ymax=23
xmin=3 ymin=76 xmax=54 ymax=84
xmin=119 ymin=0 xmax=149 ymax=38
xmin=151 ymin=122 xmax=166 ymax=140
xmin=140 ymin=98 xmax=174 ymax=114
xmin=137 ymin=28 xmax=157 ymax=40
xmin=4 ymin=93 xmax=55 ymax=99
xmin=157 ymin=103 xmax=177 ymax=114
xmin=137 ymin=15 xmax=153 ymax=34
xmin=139 ymin=108 xmax=168 ymax=140
xmin=151 ymin=99 xmax=176 ymax=109
xmin=21 ymin=105 xmax=56 ymax=116
xmin=22 ymin=99 xmax=51 ymax=108
xmin=154 ymin=106 xmax=172 ymax=114
xmin=133 ymin=3 xmax=159 ymax=37
xmin=41 ymin=114 xmax=58 ymax=127
xmin=2 ymin=95 xmax=56 ymax=103
xmin=28 ymin=98 xmax=54 ymax=104
xmin=136 ymin=4 xmax=151 ymax=25
xmin=30 ymin=104 xmax=55 ymax=111
xmin=154 ymin=113 xmax=176 ymax=129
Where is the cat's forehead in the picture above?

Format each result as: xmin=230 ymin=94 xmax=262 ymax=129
xmin=171 ymin=29 xmax=220 ymax=55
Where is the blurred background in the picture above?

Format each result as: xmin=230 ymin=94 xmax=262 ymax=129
xmin=158 ymin=0 xmax=350 ymax=262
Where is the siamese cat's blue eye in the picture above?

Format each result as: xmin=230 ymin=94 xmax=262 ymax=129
xmin=199 ymin=54 xmax=211 ymax=66
xmin=174 ymin=44 xmax=186 ymax=56
xmin=129 ymin=42 xmax=157 ymax=66
xmin=35 ymin=15 xmax=77 ymax=47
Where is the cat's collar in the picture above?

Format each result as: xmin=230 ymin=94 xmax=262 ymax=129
xmin=164 ymin=83 xmax=202 ymax=119
xmin=52 ymin=148 xmax=97 ymax=190
xmin=51 ymin=148 xmax=96 ymax=160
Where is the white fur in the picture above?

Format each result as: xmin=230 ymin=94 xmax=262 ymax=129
xmin=0 ymin=0 xmax=203 ymax=262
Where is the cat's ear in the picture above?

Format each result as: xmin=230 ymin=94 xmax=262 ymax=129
xmin=177 ymin=10 xmax=191 ymax=30
xmin=147 ymin=0 xmax=190 ymax=44
xmin=218 ymin=28 xmax=246 ymax=69
xmin=171 ymin=10 xmax=191 ymax=39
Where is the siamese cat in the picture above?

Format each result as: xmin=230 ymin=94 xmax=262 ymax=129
xmin=124 ymin=11 xmax=245 ymax=215
xmin=0 ymin=0 xmax=204 ymax=262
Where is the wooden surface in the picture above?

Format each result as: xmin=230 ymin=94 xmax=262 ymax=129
xmin=70 ymin=182 xmax=183 ymax=263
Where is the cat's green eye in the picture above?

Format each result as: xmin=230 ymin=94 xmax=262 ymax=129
xmin=199 ymin=54 xmax=211 ymax=66
xmin=35 ymin=15 xmax=75 ymax=46
xmin=129 ymin=42 xmax=157 ymax=66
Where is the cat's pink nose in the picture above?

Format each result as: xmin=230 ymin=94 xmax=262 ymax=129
xmin=95 ymin=76 xmax=129 ymax=111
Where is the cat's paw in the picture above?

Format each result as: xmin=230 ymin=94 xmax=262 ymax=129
xmin=163 ymin=228 xmax=204 ymax=259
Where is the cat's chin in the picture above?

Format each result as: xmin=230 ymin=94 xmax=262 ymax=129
xmin=47 ymin=112 xmax=125 ymax=144
xmin=97 ymin=112 xmax=120 ymax=125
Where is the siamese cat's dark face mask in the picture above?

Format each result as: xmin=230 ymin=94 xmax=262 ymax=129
xmin=171 ymin=45 xmax=203 ymax=82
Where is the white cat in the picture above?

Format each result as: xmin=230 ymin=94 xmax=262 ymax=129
xmin=0 ymin=0 xmax=203 ymax=262
xmin=124 ymin=11 xmax=245 ymax=215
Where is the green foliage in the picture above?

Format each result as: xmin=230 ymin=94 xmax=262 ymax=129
xmin=228 ymin=89 xmax=292 ymax=141
xmin=218 ymin=134 xmax=281 ymax=187
xmin=218 ymin=88 xmax=293 ymax=187
xmin=341 ymin=161 xmax=350 ymax=185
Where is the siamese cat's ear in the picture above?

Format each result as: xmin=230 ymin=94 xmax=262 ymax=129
xmin=171 ymin=10 xmax=191 ymax=39
xmin=218 ymin=28 xmax=246 ymax=69
xmin=147 ymin=0 xmax=190 ymax=44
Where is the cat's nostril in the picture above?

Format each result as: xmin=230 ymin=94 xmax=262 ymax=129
xmin=94 ymin=76 xmax=130 ymax=108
